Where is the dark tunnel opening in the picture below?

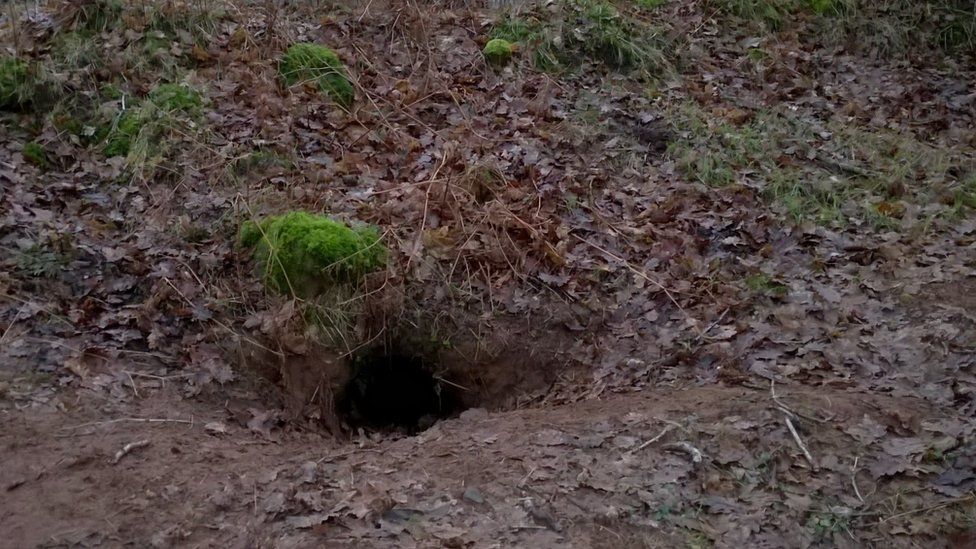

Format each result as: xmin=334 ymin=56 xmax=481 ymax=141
xmin=338 ymin=346 xmax=465 ymax=433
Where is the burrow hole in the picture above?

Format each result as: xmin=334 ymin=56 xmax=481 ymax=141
xmin=337 ymin=345 xmax=467 ymax=433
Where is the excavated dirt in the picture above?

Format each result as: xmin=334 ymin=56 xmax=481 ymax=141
xmin=3 ymin=381 xmax=973 ymax=548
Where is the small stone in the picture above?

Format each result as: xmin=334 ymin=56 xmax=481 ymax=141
xmin=463 ymin=487 xmax=485 ymax=504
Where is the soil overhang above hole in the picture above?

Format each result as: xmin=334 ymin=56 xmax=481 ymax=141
xmin=338 ymin=346 xmax=465 ymax=433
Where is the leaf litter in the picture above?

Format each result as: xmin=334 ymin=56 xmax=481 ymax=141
xmin=1 ymin=0 xmax=975 ymax=546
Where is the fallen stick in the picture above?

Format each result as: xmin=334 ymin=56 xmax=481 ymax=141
xmin=63 ymin=417 xmax=194 ymax=431
xmin=771 ymin=380 xmax=832 ymax=423
xmin=110 ymin=439 xmax=151 ymax=465
xmin=852 ymin=456 xmax=865 ymax=503
xmin=664 ymin=441 xmax=704 ymax=464
xmin=878 ymin=493 xmax=976 ymax=524
xmin=784 ymin=415 xmax=817 ymax=470
xmin=629 ymin=425 xmax=674 ymax=454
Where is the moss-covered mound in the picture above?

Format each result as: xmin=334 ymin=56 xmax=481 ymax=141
xmin=483 ymin=38 xmax=515 ymax=66
xmin=279 ymin=43 xmax=355 ymax=108
xmin=240 ymin=212 xmax=386 ymax=296
xmin=0 ymin=57 xmax=32 ymax=110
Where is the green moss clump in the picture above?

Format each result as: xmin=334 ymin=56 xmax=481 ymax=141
xmin=483 ymin=38 xmax=516 ymax=66
xmin=0 ymin=57 xmax=32 ymax=110
xmin=279 ymin=43 xmax=355 ymax=108
xmin=240 ymin=211 xmax=386 ymax=296
xmin=23 ymin=142 xmax=49 ymax=168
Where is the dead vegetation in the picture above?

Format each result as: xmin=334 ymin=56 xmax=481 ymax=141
xmin=1 ymin=0 xmax=975 ymax=546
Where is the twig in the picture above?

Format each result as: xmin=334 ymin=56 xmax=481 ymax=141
xmin=629 ymin=425 xmax=674 ymax=454
xmin=663 ymin=442 xmax=704 ymax=464
xmin=124 ymin=371 xmax=140 ymax=398
xmin=110 ymin=439 xmax=150 ymax=465
xmin=770 ymin=379 xmax=797 ymax=418
xmin=0 ymin=307 xmax=20 ymax=345
xmin=62 ymin=417 xmax=194 ymax=431
xmin=852 ymin=456 xmax=865 ymax=503
xmin=771 ymin=380 xmax=832 ymax=423
xmin=316 ymin=447 xmax=383 ymax=464
xmin=122 ymin=371 xmax=193 ymax=381
xmin=432 ymin=374 xmax=471 ymax=392
xmin=785 ymin=415 xmax=817 ymax=470
xmin=879 ymin=493 xmax=975 ymax=524
xmin=162 ymin=276 xmax=282 ymax=358
xmin=694 ymin=308 xmax=729 ymax=343
xmin=406 ymin=152 xmax=449 ymax=270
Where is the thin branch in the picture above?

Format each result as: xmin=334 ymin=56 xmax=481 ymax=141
xmin=785 ymin=414 xmax=816 ymax=470
xmin=110 ymin=439 xmax=151 ymax=465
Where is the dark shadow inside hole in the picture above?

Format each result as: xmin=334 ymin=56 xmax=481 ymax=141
xmin=338 ymin=347 xmax=464 ymax=433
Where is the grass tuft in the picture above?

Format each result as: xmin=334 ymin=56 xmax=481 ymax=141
xmin=280 ymin=43 xmax=355 ymax=108
xmin=668 ymin=102 xmax=976 ymax=227
xmin=490 ymin=0 xmax=672 ymax=75
xmin=0 ymin=57 xmax=34 ymax=110
xmin=709 ymin=0 xmax=975 ymax=57
xmin=23 ymin=142 xmax=49 ymax=169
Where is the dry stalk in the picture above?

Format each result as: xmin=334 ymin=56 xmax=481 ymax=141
xmin=664 ymin=441 xmax=704 ymax=464
xmin=64 ymin=417 xmax=195 ymax=431
xmin=852 ymin=456 xmax=865 ymax=503
xmin=110 ymin=439 xmax=151 ymax=465
xmin=785 ymin=414 xmax=817 ymax=470
xmin=629 ymin=424 xmax=674 ymax=454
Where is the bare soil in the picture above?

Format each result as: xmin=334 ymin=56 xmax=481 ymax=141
xmin=3 ymin=380 xmax=973 ymax=548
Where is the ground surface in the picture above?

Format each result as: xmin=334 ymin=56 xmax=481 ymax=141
xmin=2 ymin=0 xmax=976 ymax=547
xmin=3 ymin=383 xmax=976 ymax=548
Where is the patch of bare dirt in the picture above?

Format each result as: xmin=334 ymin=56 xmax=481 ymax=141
xmin=2 ymin=382 xmax=974 ymax=547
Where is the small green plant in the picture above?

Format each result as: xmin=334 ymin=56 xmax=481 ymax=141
xmin=712 ymin=0 xmax=973 ymax=57
xmin=71 ymin=0 xmax=124 ymax=34
xmin=232 ymin=149 xmax=294 ymax=176
xmin=16 ymin=243 xmax=69 ymax=278
xmin=570 ymin=0 xmax=670 ymax=71
xmin=102 ymin=81 xmax=204 ymax=161
xmin=668 ymin=102 xmax=975 ymax=227
xmin=492 ymin=16 xmax=535 ymax=42
xmin=483 ymin=38 xmax=515 ymax=66
xmin=22 ymin=142 xmax=49 ymax=169
xmin=806 ymin=508 xmax=852 ymax=539
xmin=490 ymin=15 xmax=559 ymax=71
xmin=715 ymin=0 xmax=790 ymax=30
xmin=149 ymin=83 xmax=203 ymax=114
xmin=950 ymin=174 xmax=976 ymax=214
xmin=240 ymin=211 xmax=386 ymax=297
xmin=808 ymin=0 xmax=840 ymax=15
xmin=103 ymin=110 xmax=141 ymax=157
xmin=745 ymin=273 xmax=788 ymax=297
xmin=489 ymin=0 xmax=670 ymax=74
xmin=0 ymin=57 xmax=32 ymax=110
xmin=635 ymin=0 xmax=667 ymax=9
xmin=280 ymin=43 xmax=355 ymax=108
